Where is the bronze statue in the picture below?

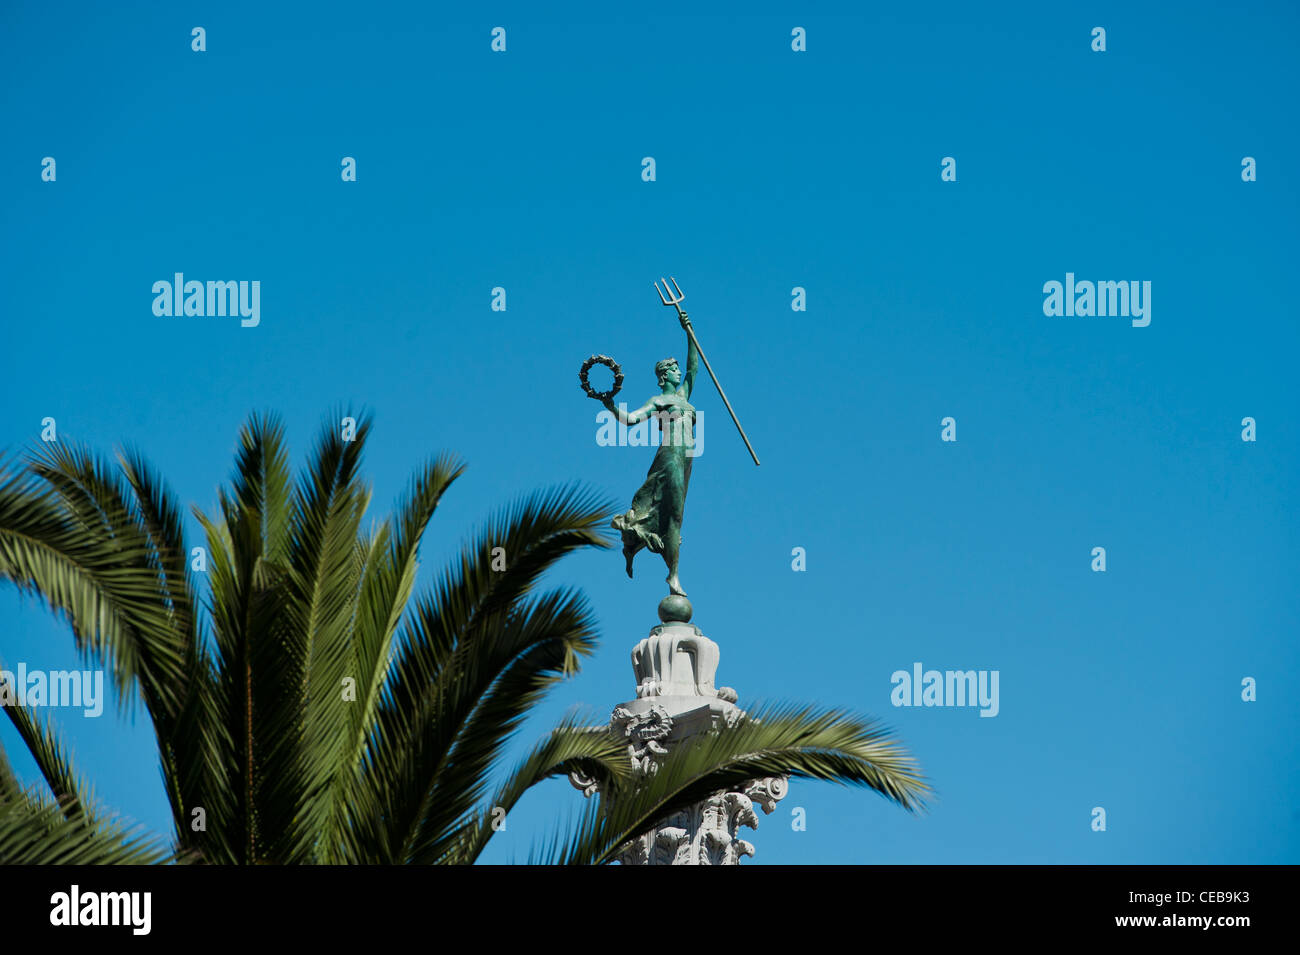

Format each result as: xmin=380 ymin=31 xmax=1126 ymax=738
xmin=581 ymin=279 xmax=759 ymax=600
xmin=604 ymin=317 xmax=697 ymax=596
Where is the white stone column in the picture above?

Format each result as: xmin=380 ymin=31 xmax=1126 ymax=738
xmin=570 ymin=596 xmax=788 ymax=865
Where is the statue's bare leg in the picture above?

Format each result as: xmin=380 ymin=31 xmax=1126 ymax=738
xmin=663 ymin=527 xmax=686 ymax=596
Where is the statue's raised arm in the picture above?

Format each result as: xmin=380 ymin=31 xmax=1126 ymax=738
xmin=654 ymin=277 xmax=760 ymax=466
xmin=679 ymin=311 xmax=699 ymax=399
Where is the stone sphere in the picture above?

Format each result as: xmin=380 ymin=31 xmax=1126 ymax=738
xmin=657 ymin=594 xmax=693 ymax=623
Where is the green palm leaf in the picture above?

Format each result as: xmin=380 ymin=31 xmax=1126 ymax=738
xmin=0 ymin=682 xmax=95 ymax=821
xmin=531 ymin=703 xmax=930 ymax=865
xmin=444 ymin=714 xmax=632 ymax=865
xmin=0 ymin=451 xmax=184 ymax=712
xmin=355 ymin=484 xmax=615 ymax=862
xmin=0 ymin=792 xmax=171 ymax=864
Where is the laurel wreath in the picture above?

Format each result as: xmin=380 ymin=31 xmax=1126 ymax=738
xmin=579 ymin=354 xmax=624 ymax=400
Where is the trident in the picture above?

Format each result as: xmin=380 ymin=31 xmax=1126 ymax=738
xmin=654 ymin=277 xmax=761 ymax=466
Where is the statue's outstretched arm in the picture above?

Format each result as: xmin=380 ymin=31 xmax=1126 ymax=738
xmin=603 ymin=396 xmax=655 ymax=426
xmin=681 ymin=312 xmax=699 ymax=398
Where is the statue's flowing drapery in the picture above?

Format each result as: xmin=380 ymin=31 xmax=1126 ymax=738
xmin=613 ymin=399 xmax=694 ymax=567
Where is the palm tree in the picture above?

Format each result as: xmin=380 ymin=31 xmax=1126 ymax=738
xmin=0 ymin=410 xmax=928 ymax=864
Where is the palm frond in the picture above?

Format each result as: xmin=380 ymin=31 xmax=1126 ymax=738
xmin=0 ymin=685 xmax=95 ymax=821
xmin=265 ymin=408 xmax=372 ymax=862
xmin=114 ymin=446 xmax=196 ymax=652
xmin=441 ymin=714 xmax=632 ymax=865
xmin=325 ymin=454 xmax=464 ymax=862
xmin=192 ymin=412 xmax=298 ymax=862
xmin=0 ymin=791 xmax=171 ymax=864
xmin=532 ymin=702 xmax=930 ymax=865
xmin=404 ymin=589 xmax=605 ymax=863
xmin=0 ymin=450 xmax=185 ymax=713
xmin=113 ymin=445 xmax=229 ymax=857
xmin=25 ymin=442 xmax=193 ymax=715
xmin=357 ymin=485 xmax=614 ymax=862
xmin=0 ymin=737 xmax=19 ymax=804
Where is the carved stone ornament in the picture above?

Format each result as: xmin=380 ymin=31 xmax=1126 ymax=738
xmin=565 ymin=613 xmax=787 ymax=864
xmin=615 ymin=777 xmax=789 ymax=865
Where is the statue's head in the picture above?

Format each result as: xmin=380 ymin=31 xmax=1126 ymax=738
xmin=655 ymin=357 xmax=681 ymax=388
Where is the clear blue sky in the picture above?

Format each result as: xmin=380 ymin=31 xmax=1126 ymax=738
xmin=2 ymin=0 xmax=1296 ymax=864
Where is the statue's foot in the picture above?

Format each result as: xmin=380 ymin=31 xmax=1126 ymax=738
xmin=667 ymin=574 xmax=687 ymax=597
xmin=623 ymin=547 xmax=635 ymax=578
